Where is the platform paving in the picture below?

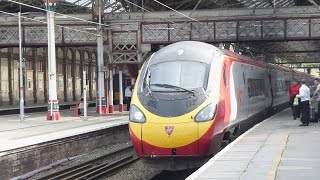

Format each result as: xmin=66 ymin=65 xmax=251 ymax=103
xmin=187 ymin=109 xmax=320 ymax=180
xmin=0 ymin=107 xmax=129 ymax=152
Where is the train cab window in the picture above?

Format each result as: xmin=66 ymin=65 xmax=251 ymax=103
xmin=148 ymin=61 xmax=209 ymax=91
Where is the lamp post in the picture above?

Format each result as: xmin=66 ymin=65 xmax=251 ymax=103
xmin=18 ymin=12 xmax=45 ymax=122
xmin=18 ymin=12 xmax=24 ymax=122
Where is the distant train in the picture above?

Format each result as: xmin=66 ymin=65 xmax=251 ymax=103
xmin=128 ymin=41 xmax=314 ymax=170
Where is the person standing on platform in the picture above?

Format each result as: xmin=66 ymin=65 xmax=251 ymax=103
xmin=78 ymin=97 xmax=84 ymax=116
xmin=296 ymin=79 xmax=310 ymax=126
xmin=311 ymin=78 xmax=320 ymax=122
xmin=289 ymin=79 xmax=301 ymax=120
xmin=125 ymin=84 xmax=133 ymax=111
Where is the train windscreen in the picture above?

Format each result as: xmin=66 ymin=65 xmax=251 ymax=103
xmin=148 ymin=61 xmax=209 ymax=92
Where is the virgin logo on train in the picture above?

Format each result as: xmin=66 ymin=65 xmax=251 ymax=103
xmin=165 ymin=126 xmax=174 ymax=136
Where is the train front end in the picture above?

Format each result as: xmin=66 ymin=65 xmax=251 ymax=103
xmin=129 ymin=41 xmax=226 ymax=169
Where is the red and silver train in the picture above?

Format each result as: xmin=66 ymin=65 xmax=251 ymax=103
xmin=129 ymin=41 xmax=314 ymax=169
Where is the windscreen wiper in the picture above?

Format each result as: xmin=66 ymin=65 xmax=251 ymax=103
xmin=146 ymin=82 xmax=152 ymax=96
xmin=144 ymin=70 xmax=152 ymax=96
xmin=150 ymin=83 xmax=195 ymax=96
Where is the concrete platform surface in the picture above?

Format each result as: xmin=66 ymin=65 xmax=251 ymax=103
xmin=0 ymin=107 xmax=128 ymax=152
xmin=0 ymin=101 xmax=89 ymax=111
xmin=187 ymin=109 xmax=320 ymax=180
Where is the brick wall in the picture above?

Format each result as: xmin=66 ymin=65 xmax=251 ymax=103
xmin=0 ymin=124 xmax=129 ymax=179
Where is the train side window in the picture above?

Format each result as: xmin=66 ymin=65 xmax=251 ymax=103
xmin=248 ymin=78 xmax=264 ymax=98
xmin=243 ymin=72 xmax=246 ymax=85
xmin=223 ymin=64 xmax=227 ymax=87
xmin=284 ymin=80 xmax=291 ymax=91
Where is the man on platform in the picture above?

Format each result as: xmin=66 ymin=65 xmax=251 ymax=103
xmin=125 ymin=84 xmax=133 ymax=111
xmin=289 ymin=79 xmax=300 ymax=120
xmin=296 ymin=79 xmax=310 ymax=126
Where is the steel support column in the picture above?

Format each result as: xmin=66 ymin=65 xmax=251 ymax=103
xmin=18 ymin=12 xmax=25 ymax=122
xmin=46 ymin=10 xmax=60 ymax=120
xmin=107 ymin=29 xmax=114 ymax=113
xmin=118 ymin=66 xmax=123 ymax=112
xmin=96 ymin=35 xmax=107 ymax=113
xmin=88 ymin=54 xmax=93 ymax=100
xmin=96 ymin=2 xmax=107 ymax=114
xmin=108 ymin=65 xmax=114 ymax=113
xmin=7 ymin=48 xmax=13 ymax=105
xmin=71 ymin=49 xmax=77 ymax=101
xmin=62 ymin=48 xmax=67 ymax=102
xmin=32 ymin=48 xmax=37 ymax=104
xmin=43 ymin=48 xmax=48 ymax=103
xmin=80 ymin=50 xmax=84 ymax=95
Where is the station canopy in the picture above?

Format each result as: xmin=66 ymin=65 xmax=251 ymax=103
xmin=0 ymin=0 xmax=316 ymax=16
xmin=1 ymin=0 xmax=320 ymax=71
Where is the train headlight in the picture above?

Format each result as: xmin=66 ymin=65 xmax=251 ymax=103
xmin=129 ymin=105 xmax=146 ymax=123
xmin=195 ymin=103 xmax=217 ymax=122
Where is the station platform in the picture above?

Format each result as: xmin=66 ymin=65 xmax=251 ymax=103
xmin=0 ymin=107 xmax=129 ymax=152
xmin=187 ymin=109 xmax=320 ymax=180
xmin=0 ymin=101 xmax=97 ymax=115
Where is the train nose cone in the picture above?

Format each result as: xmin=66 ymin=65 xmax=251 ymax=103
xmin=141 ymin=122 xmax=199 ymax=156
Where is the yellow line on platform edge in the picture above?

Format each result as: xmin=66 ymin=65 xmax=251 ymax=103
xmin=268 ymin=129 xmax=291 ymax=180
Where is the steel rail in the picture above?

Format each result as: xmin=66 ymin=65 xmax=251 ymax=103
xmin=38 ymin=145 xmax=134 ymax=180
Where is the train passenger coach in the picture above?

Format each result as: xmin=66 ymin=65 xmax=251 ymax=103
xmin=128 ymin=41 xmax=313 ymax=170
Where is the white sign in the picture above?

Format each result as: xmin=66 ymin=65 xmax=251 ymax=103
xmin=16 ymin=62 xmax=25 ymax=68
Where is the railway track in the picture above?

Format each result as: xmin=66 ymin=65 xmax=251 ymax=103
xmin=37 ymin=145 xmax=138 ymax=180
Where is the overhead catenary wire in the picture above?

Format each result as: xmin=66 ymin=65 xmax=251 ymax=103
xmin=8 ymin=0 xmax=201 ymax=33
xmin=124 ymin=0 xmax=174 ymax=23
xmin=179 ymin=0 xmax=202 ymax=30
xmin=5 ymin=0 xmax=131 ymax=32
xmin=7 ymin=0 xmax=109 ymax=27
xmin=307 ymin=0 xmax=320 ymax=10
xmin=152 ymin=0 xmax=199 ymax=22
xmin=124 ymin=0 xmax=204 ymax=32
xmin=188 ymin=0 xmax=202 ymax=21
xmin=0 ymin=10 xmax=99 ymax=37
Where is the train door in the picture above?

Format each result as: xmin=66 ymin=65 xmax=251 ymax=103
xmin=241 ymin=64 xmax=249 ymax=119
xmin=268 ymin=69 xmax=273 ymax=108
